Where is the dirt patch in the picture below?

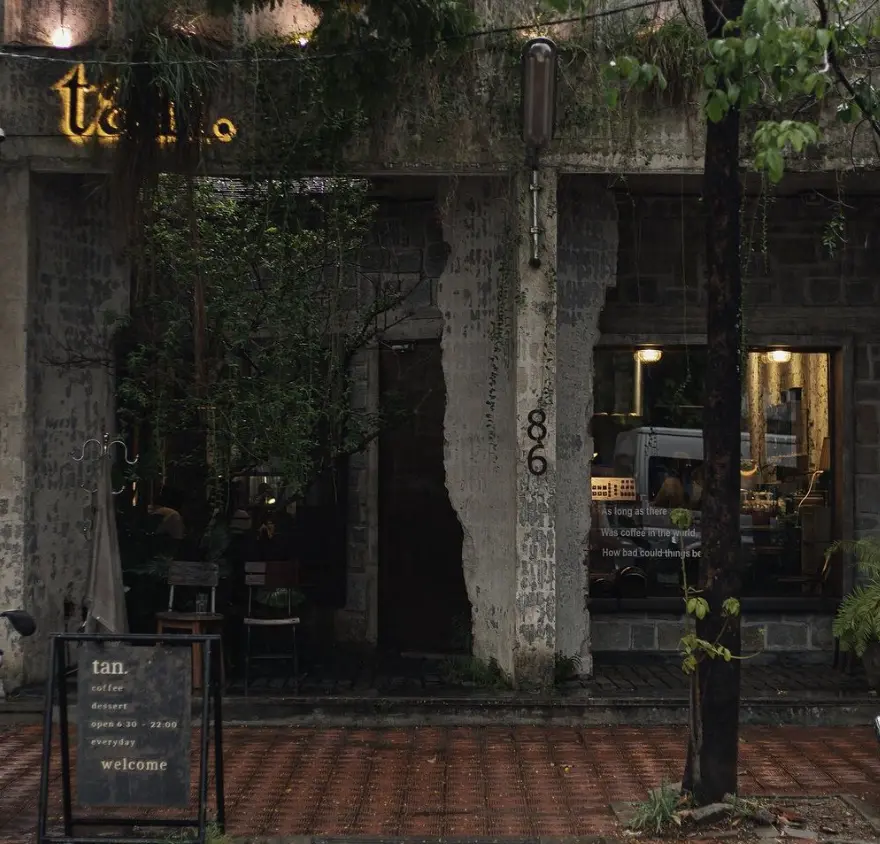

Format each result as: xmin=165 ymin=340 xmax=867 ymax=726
xmin=617 ymin=795 xmax=880 ymax=842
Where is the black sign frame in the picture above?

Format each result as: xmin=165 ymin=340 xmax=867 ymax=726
xmin=37 ymin=633 xmax=225 ymax=844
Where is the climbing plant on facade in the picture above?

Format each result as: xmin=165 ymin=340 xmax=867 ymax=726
xmin=101 ymin=0 xmax=477 ymax=549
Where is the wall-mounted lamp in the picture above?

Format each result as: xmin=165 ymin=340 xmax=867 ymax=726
xmin=51 ymin=26 xmax=74 ymax=48
xmin=636 ymin=348 xmax=663 ymax=364
xmin=766 ymin=349 xmax=792 ymax=364
xmin=521 ymin=37 xmax=558 ymax=269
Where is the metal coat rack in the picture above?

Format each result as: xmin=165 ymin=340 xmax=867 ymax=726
xmin=71 ymin=432 xmax=138 ymax=540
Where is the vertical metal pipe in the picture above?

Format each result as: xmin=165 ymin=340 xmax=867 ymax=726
xmin=529 ymin=168 xmax=541 ymax=268
xmin=56 ymin=640 xmax=73 ymax=836
xmin=633 ymin=356 xmax=644 ymax=418
xmin=197 ymin=640 xmax=212 ymax=843
xmin=37 ymin=637 xmax=58 ymax=843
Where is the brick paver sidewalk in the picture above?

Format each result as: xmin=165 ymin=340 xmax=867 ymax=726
xmin=1 ymin=725 xmax=879 ymax=841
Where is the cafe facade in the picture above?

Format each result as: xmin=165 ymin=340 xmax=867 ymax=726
xmin=1 ymin=0 xmax=879 ymax=688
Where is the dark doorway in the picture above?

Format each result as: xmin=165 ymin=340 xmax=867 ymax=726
xmin=379 ymin=341 xmax=470 ymax=653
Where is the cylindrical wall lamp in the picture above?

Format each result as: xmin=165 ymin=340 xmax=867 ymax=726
xmin=520 ymin=37 xmax=559 ymax=270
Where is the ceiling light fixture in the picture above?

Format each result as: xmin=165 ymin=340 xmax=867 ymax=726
xmin=636 ymin=348 xmax=663 ymax=364
xmin=766 ymin=349 xmax=792 ymax=364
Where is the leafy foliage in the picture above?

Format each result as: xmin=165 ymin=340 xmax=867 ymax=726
xmin=830 ymin=538 xmax=880 ymax=656
xmin=607 ymin=0 xmax=880 ymax=180
xmin=118 ymin=176 xmax=420 ymax=514
xmin=628 ymin=783 xmax=687 ymax=834
xmin=553 ymin=651 xmax=582 ymax=685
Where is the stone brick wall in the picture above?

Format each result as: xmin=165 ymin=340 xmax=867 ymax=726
xmin=594 ymin=190 xmax=880 ymax=656
xmin=592 ymin=613 xmax=834 ymax=658
xmin=606 ymin=192 xmax=880 ymax=324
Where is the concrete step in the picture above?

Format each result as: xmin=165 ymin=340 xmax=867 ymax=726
xmin=2 ymin=691 xmax=877 ymax=727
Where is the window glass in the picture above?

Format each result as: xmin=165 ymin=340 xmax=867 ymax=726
xmin=589 ymin=347 xmax=835 ymax=601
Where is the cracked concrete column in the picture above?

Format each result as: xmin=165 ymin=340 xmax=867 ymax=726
xmin=438 ymin=177 xmax=517 ymax=677
xmin=512 ymin=167 xmax=558 ymax=687
xmin=0 ymin=165 xmax=31 ymax=690
xmin=555 ymin=176 xmax=619 ymax=677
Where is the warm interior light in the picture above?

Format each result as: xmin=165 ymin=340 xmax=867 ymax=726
xmin=297 ymin=35 xmax=309 ymax=47
xmin=51 ymin=27 xmax=73 ymax=48
xmin=766 ymin=349 xmax=792 ymax=364
xmin=636 ymin=348 xmax=663 ymax=364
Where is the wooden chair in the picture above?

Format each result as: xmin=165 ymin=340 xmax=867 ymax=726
xmin=156 ymin=561 xmax=225 ymax=691
xmin=243 ymin=560 xmax=301 ymax=695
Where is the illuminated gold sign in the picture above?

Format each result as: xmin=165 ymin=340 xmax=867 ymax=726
xmin=52 ymin=64 xmax=238 ymax=145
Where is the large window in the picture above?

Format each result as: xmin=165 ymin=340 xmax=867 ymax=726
xmin=589 ymin=347 xmax=836 ymax=607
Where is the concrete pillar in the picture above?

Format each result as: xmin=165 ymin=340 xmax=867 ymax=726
xmin=556 ymin=176 xmax=619 ymax=677
xmin=0 ymin=165 xmax=31 ymax=690
xmin=438 ymin=177 xmax=517 ymax=677
xmin=512 ymin=168 xmax=558 ymax=687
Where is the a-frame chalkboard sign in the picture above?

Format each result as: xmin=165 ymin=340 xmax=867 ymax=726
xmin=37 ymin=632 xmax=225 ymax=844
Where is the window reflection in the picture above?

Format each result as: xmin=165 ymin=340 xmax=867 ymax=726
xmin=589 ymin=347 xmax=835 ymax=602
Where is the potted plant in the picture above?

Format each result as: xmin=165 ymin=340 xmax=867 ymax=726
xmin=829 ymin=538 xmax=880 ymax=688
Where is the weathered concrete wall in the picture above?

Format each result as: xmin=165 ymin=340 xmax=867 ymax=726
xmin=26 ymin=174 xmax=128 ymax=668
xmin=555 ymin=176 xmax=619 ymax=675
xmin=0 ymin=165 xmax=31 ymax=687
xmin=3 ymin=0 xmax=108 ymax=46
xmin=438 ymin=177 xmax=517 ymax=675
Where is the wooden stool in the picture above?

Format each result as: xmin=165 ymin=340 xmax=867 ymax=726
xmin=156 ymin=612 xmax=225 ymax=691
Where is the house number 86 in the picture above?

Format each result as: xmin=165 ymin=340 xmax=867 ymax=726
xmin=526 ymin=409 xmax=547 ymax=476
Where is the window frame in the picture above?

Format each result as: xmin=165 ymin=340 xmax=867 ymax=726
xmin=588 ymin=336 xmax=854 ymax=613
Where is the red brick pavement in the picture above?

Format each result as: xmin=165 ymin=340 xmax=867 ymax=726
xmin=1 ymin=725 xmax=879 ymax=840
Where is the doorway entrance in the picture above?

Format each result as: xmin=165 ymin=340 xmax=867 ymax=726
xmin=378 ymin=340 xmax=470 ymax=653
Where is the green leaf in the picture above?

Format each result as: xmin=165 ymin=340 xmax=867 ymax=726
xmin=744 ymin=36 xmax=759 ymax=57
xmin=694 ymin=598 xmax=710 ymax=620
xmin=816 ymin=28 xmax=831 ymax=49
xmin=838 ymin=102 xmax=861 ymax=124
xmin=686 ymin=597 xmax=698 ymax=615
xmin=727 ymin=82 xmax=741 ymax=104
xmin=604 ymin=87 xmax=619 ymax=109
xmin=765 ymin=147 xmax=785 ymax=182
xmin=706 ymin=90 xmax=728 ymax=123
xmin=710 ymin=39 xmax=729 ymax=59
xmin=722 ymin=598 xmax=741 ymax=617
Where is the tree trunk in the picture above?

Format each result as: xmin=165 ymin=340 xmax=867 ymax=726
xmin=683 ymin=0 xmax=745 ymax=805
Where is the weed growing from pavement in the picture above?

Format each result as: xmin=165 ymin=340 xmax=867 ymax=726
xmin=628 ymin=783 xmax=687 ymax=835
xmin=553 ymin=651 xmax=582 ymax=685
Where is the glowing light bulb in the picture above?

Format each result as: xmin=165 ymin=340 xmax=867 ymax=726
xmin=636 ymin=348 xmax=663 ymax=364
xmin=766 ymin=349 xmax=792 ymax=364
xmin=297 ymin=35 xmax=310 ymax=47
xmin=51 ymin=27 xmax=73 ymax=49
